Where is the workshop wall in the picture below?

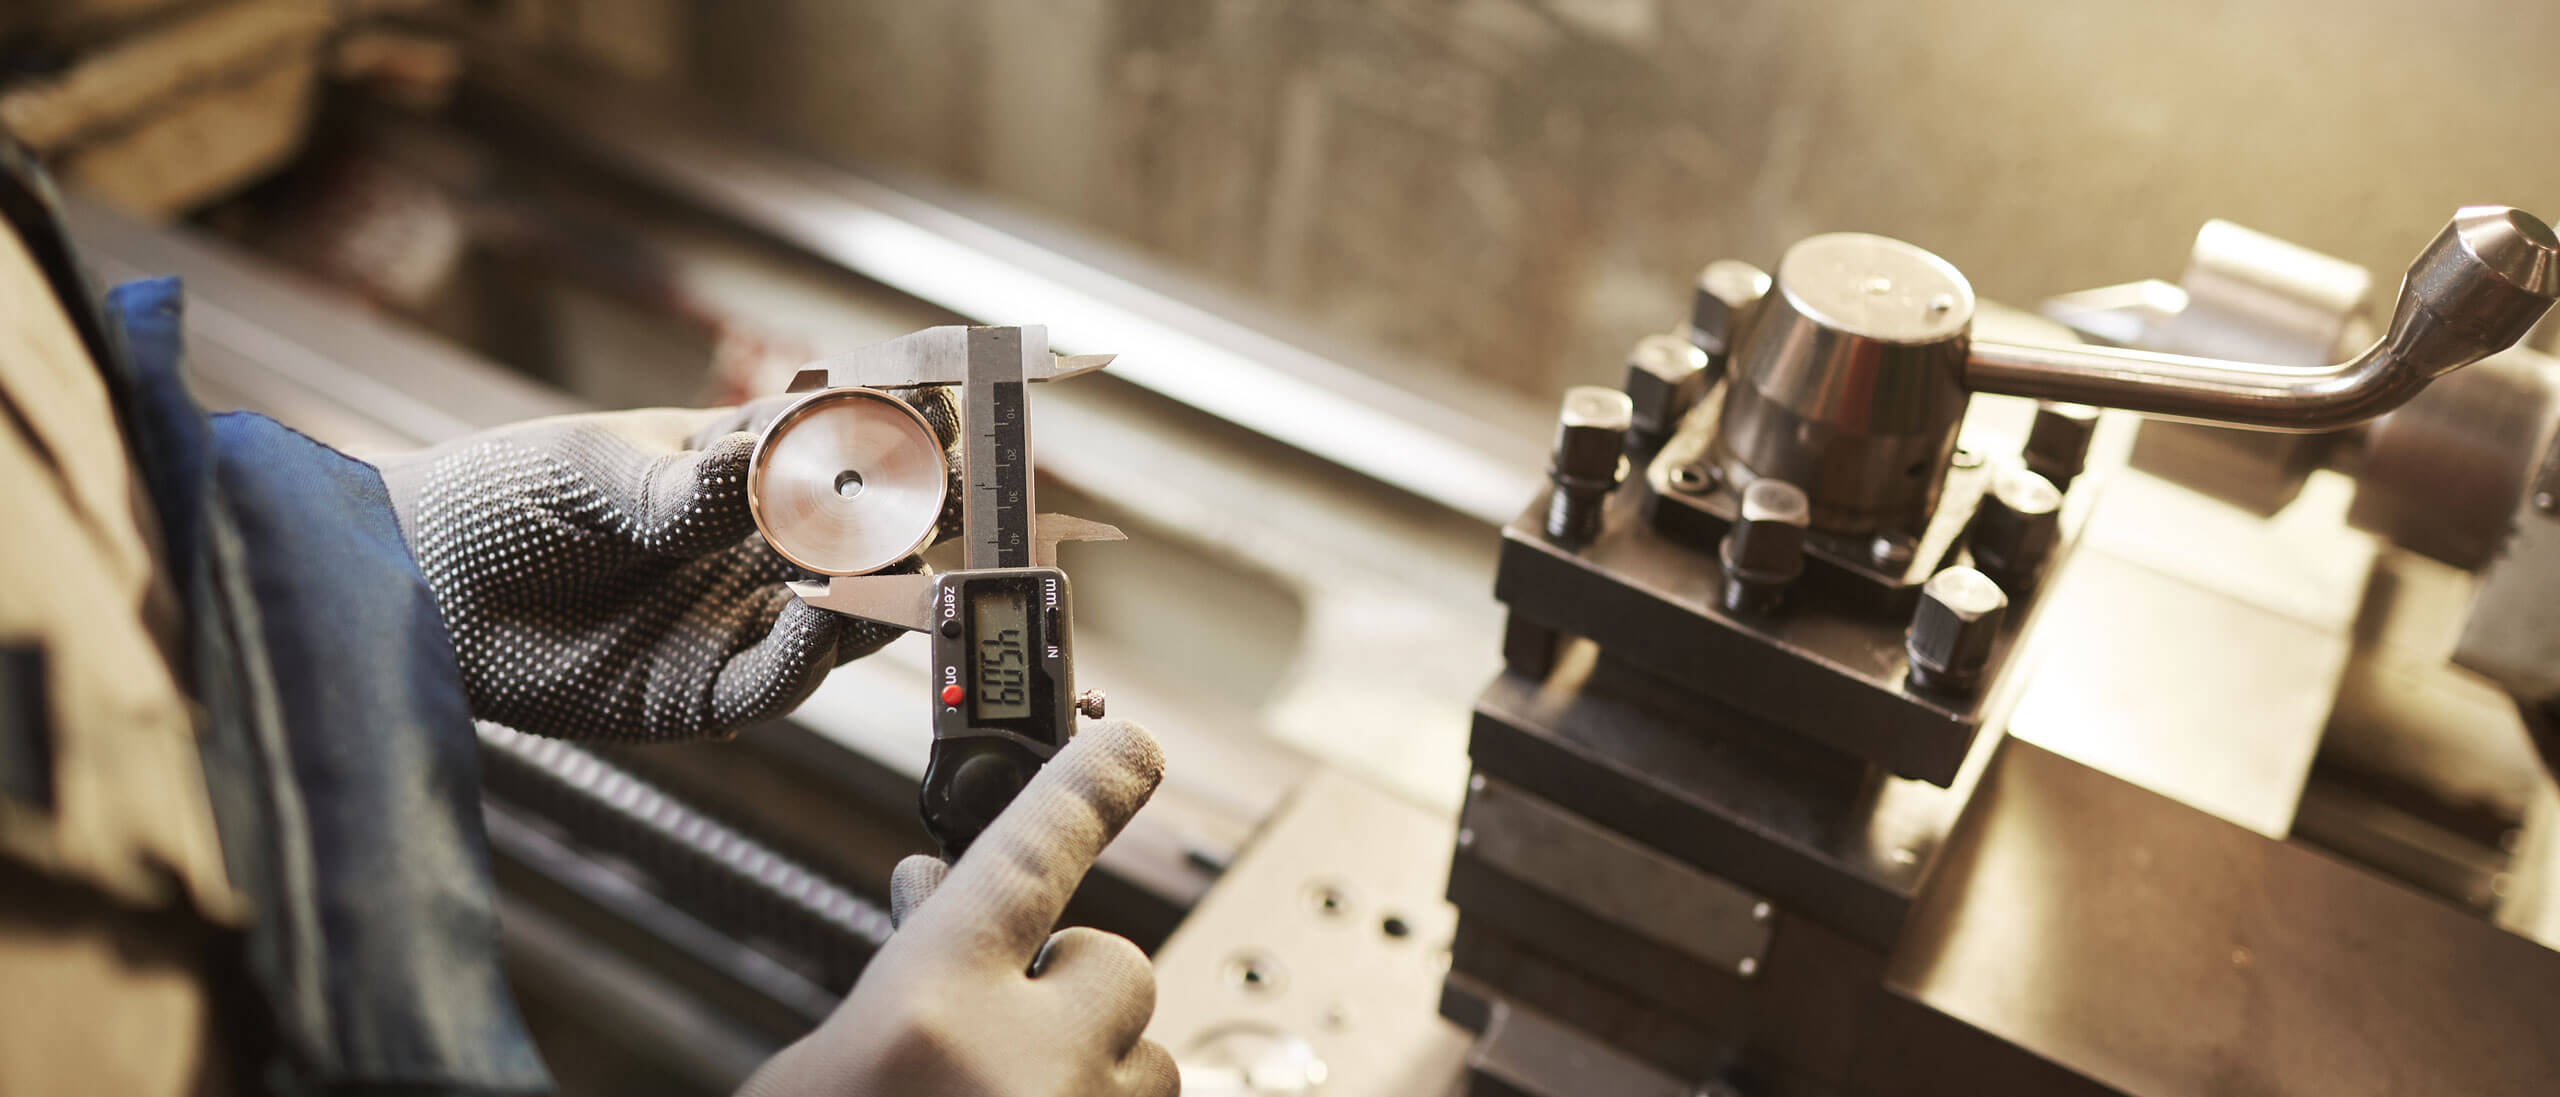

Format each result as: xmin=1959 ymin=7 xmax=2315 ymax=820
xmin=595 ymin=0 xmax=2560 ymax=398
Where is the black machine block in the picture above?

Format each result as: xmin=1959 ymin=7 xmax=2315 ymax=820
xmin=1469 ymin=662 xmax=1978 ymax=952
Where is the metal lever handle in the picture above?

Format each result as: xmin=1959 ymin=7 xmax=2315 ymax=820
xmin=1964 ymin=206 xmax=2560 ymax=432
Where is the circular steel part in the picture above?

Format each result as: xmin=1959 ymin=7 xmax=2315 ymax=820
xmin=1777 ymin=232 xmax=1975 ymax=344
xmin=748 ymin=388 xmax=948 ymax=576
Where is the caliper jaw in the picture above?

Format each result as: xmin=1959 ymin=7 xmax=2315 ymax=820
xmin=790 ymin=513 xmax=1127 ymax=629
xmin=786 ymin=323 xmax=1116 ymax=392
xmin=780 ymin=323 xmax=1124 ymax=632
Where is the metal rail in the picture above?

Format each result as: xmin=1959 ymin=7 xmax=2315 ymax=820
xmin=455 ymin=62 xmax=1551 ymax=524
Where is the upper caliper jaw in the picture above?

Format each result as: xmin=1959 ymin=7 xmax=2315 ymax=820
xmin=785 ymin=324 xmax=1118 ymax=393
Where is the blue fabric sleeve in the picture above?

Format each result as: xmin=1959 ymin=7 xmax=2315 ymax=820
xmin=108 ymin=276 xmax=550 ymax=1096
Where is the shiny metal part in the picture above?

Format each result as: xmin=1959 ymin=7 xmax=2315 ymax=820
xmin=1621 ymin=334 xmax=1709 ymax=447
xmin=1074 ymin=689 xmax=1106 ymax=720
xmin=1459 ymin=776 xmax=1774 ymax=976
xmin=2021 ymin=402 xmax=2099 ymax=488
xmin=1717 ymin=478 xmax=1810 ymax=614
xmin=1147 ymin=770 xmax=1469 ymax=1097
xmin=2156 ymin=219 xmax=2374 ymax=365
xmin=1545 ymin=386 xmax=1634 ymax=546
xmin=785 ymin=512 xmax=1121 ymax=630
xmin=1031 ymin=512 xmax=1129 ymax=569
xmin=783 ymin=325 xmax=1125 ymax=631
xmin=1686 ymin=258 xmax=1773 ymax=358
xmin=2046 ymin=217 xmax=2371 ymax=515
xmin=1891 ymin=738 xmax=2560 ymax=1096
xmin=1713 ymin=233 xmax=1974 ymax=533
xmin=2456 ymin=431 xmax=2560 ymax=710
xmin=2039 ymin=277 xmax=2188 ymax=349
xmin=1905 ymin=567 xmax=2008 ymax=694
xmin=2347 ymin=350 xmax=2559 ymax=569
xmin=787 ymin=571 xmax=938 ymax=632
xmin=1968 ymin=207 xmax=2560 ymax=431
xmin=1965 ymin=468 xmax=2062 ymax=587
xmin=747 ymin=387 xmax=948 ymax=576
xmin=794 ymin=324 xmax=1113 ymax=389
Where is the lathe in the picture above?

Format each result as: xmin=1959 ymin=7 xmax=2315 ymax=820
xmin=54 ymin=30 xmax=2560 ymax=1093
xmin=1420 ymin=208 xmax=2560 ymax=1095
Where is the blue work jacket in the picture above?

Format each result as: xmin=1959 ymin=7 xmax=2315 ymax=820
xmin=1 ymin=144 xmax=548 ymax=1096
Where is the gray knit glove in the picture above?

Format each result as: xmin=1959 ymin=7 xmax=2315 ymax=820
xmin=375 ymin=398 xmax=951 ymax=741
xmin=737 ymin=719 xmax=1179 ymax=1097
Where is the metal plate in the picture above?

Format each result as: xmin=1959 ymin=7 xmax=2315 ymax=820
xmin=1445 ymin=924 xmax=1730 ymax=1081
xmin=2006 ymin=549 xmax=2343 ymax=838
xmin=1458 ymin=775 xmax=1773 ymax=975
xmin=1888 ymin=738 xmax=2560 ymax=1096
xmin=2458 ymin=433 xmax=2560 ymax=706
xmin=748 ymin=387 xmax=947 ymax=576
xmin=1468 ymin=646 xmax=1981 ymax=952
xmin=1444 ymin=853 xmax=1753 ymax=1032
xmin=1146 ymin=769 xmax=1472 ymax=1097
xmin=1496 ymin=487 xmax=1987 ymax=786
xmin=1463 ymin=993 xmax=1694 ymax=1097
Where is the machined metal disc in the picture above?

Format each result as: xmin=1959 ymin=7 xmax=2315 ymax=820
xmin=748 ymin=388 xmax=948 ymax=576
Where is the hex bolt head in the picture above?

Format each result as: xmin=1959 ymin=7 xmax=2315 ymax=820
xmin=1969 ymin=467 xmax=2063 ymax=586
xmin=1546 ymin=386 xmax=1634 ymax=546
xmin=1719 ymin=478 xmax=1810 ymax=613
xmin=1553 ymin=386 xmax=1634 ymax=474
xmin=1906 ymin=566 xmax=2009 ymax=694
xmin=1688 ymin=259 xmax=1773 ymax=357
xmin=2024 ymin=402 xmax=2100 ymax=488
xmin=1622 ymin=334 xmax=1709 ymax=445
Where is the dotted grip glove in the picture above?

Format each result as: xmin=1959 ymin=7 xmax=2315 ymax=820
xmin=376 ymin=401 xmax=941 ymax=741
xmin=736 ymin=719 xmax=1179 ymax=1097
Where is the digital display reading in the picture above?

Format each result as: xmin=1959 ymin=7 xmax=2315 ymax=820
xmin=971 ymin=590 xmax=1032 ymax=721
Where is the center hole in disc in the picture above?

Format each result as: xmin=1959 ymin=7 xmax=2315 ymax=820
xmin=833 ymin=470 xmax=866 ymax=499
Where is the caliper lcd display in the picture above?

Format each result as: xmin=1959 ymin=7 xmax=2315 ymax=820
xmin=971 ymin=588 xmax=1033 ymax=721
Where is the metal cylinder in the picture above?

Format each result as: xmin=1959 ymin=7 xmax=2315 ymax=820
xmin=1713 ymin=233 xmax=1975 ymax=534
xmin=1688 ymin=259 xmax=1773 ymax=358
xmin=1906 ymin=566 xmax=2008 ymax=695
xmin=1546 ymin=386 xmax=1633 ymax=546
xmin=749 ymin=388 xmax=951 ymax=576
xmin=2023 ymin=402 xmax=2100 ymax=489
xmin=1968 ymin=468 xmax=2063 ymax=587
xmin=1719 ymin=478 xmax=1810 ymax=614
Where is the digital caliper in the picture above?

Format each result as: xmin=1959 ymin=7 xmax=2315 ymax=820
xmin=744 ymin=325 xmax=1121 ymax=856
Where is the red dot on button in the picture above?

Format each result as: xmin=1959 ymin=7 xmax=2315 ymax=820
xmin=940 ymin=684 xmax=965 ymax=706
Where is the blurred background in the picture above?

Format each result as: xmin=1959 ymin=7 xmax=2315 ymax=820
xmin=12 ymin=0 xmax=2560 ymax=405
xmin=8 ymin=2 xmax=2559 ymax=1093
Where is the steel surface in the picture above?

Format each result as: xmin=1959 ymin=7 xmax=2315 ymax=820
xmin=748 ymin=387 xmax=947 ymax=576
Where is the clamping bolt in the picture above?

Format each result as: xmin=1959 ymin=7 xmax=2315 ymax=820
xmin=1546 ymin=386 xmax=1634 ymax=547
xmin=1687 ymin=259 xmax=1773 ymax=358
xmin=2023 ymin=402 xmax=2100 ymax=489
xmin=1719 ymin=478 xmax=1811 ymax=614
xmin=1906 ymin=566 xmax=2008 ymax=695
xmin=1968 ymin=468 xmax=2064 ymax=588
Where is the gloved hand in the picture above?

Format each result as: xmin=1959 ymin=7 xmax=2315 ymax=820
xmin=737 ymin=719 xmax=1179 ymax=1097
xmin=375 ymin=397 xmax=950 ymax=741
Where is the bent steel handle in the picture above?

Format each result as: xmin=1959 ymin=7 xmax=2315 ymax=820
xmin=1965 ymin=206 xmax=2560 ymax=432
